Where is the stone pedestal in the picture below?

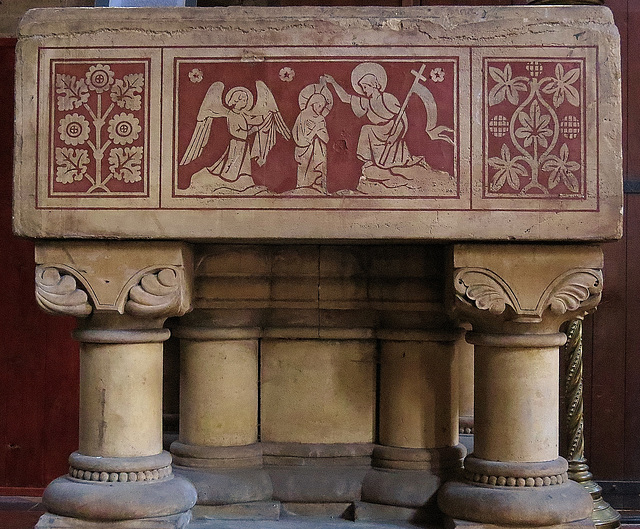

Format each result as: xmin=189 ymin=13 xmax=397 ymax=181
xmin=171 ymin=322 xmax=272 ymax=505
xmin=13 ymin=6 xmax=622 ymax=528
xmin=361 ymin=329 xmax=465 ymax=521
xmin=439 ymin=244 xmax=603 ymax=528
xmin=33 ymin=242 xmax=197 ymax=529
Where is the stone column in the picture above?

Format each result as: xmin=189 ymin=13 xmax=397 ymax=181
xmin=360 ymin=329 xmax=465 ymax=522
xmin=457 ymin=326 xmax=475 ymax=453
xmin=33 ymin=242 xmax=197 ymax=529
xmin=170 ymin=320 xmax=272 ymax=508
xmin=439 ymin=244 xmax=602 ymax=529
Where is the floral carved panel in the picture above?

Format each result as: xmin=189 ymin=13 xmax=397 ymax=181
xmin=49 ymin=60 xmax=150 ymax=198
xmin=484 ymin=59 xmax=586 ymax=199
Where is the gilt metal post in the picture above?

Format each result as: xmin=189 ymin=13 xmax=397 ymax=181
xmin=562 ymin=320 xmax=621 ymax=529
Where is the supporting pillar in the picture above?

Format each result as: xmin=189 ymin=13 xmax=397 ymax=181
xmin=170 ymin=321 xmax=272 ymax=506
xmin=360 ymin=329 xmax=465 ymax=522
xmin=33 ymin=242 xmax=197 ymax=529
xmin=439 ymin=244 xmax=602 ymax=529
xmin=457 ymin=326 xmax=475 ymax=453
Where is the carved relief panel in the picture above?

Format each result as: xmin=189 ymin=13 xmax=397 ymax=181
xmin=14 ymin=7 xmax=622 ymax=240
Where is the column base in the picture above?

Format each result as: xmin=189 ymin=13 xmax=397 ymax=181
xmin=439 ymin=456 xmax=593 ymax=526
xmin=42 ymin=474 xmax=197 ymax=522
xmin=263 ymin=442 xmax=372 ymax=503
xmin=361 ymin=444 xmax=465 ymax=514
xmin=444 ymin=517 xmax=594 ymax=529
xmin=171 ymin=442 xmax=272 ymax=505
xmin=35 ymin=512 xmax=191 ymax=529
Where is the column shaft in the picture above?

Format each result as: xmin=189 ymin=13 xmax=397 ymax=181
xmin=473 ymin=341 xmax=559 ymax=462
xmin=379 ymin=340 xmax=458 ymax=449
xmin=80 ymin=341 xmax=163 ymax=458
xmin=179 ymin=338 xmax=258 ymax=447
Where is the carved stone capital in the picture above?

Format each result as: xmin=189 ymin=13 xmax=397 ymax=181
xmin=35 ymin=241 xmax=193 ymax=322
xmin=451 ymin=244 xmax=603 ymax=331
xmin=35 ymin=266 xmax=92 ymax=317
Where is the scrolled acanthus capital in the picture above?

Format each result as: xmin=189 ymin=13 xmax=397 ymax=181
xmin=453 ymin=266 xmax=603 ymax=331
xmin=124 ymin=267 xmax=190 ymax=318
xmin=35 ymin=265 xmax=93 ymax=318
xmin=34 ymin=241 xmax=193 ymax=322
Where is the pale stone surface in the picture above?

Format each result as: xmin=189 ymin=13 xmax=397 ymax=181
xmin=13 ymin=6 xmax=622 ymax=241
xmin=178 ymin=338 xmax=258 ymax=447
xmin=35 ymin=241 xmax=193 ymax=316
xmin=378 ymin=338 xmax=458 ymax=449
xmin=260 ymin=340 xmax=376 ymax=444
xmin=473 ymin=342 xmax=558 ymax=462
xmin=80 ymin=341 xmax=163 ymax=458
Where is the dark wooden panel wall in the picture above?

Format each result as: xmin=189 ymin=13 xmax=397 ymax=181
xmin=583 ymin=0 xmax=640 ymax=482
xmin=0 ymin=0 xmax=635 ymax=492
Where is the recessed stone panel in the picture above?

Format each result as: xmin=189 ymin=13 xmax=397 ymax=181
xmin=13 ymin=7 xmax=622 ymax=240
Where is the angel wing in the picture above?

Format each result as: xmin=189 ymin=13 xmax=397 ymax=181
xmin=249 ymin=80 xmax=291 ymax=166
xmin=180 ymin=81 xmax=228 ymax=166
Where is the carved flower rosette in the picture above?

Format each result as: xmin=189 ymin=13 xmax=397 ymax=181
xmin=485 ymin=60 xmax=585 ymax=198
xmin=52 ymin=62 xmax=147 ymax=195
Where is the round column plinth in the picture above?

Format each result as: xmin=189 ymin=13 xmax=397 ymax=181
xmin=362 ymin=444 xmax=466 ymax=510
xmin=43 ymin=451 xmax=196 ymax=521
xmin=438 ymin=456 xmax=593 ymax=526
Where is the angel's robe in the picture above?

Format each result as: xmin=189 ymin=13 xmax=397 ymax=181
xmin=350 ymin=91 xmax=423 ymax=169
xmin=292 ymin=107 xmax=328 ymax=190
xmin=207 ymin=110 xmax=252 ymax=182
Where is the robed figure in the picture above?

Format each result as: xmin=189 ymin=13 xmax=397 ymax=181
xmin=292 ymin=81 xmax=333 ymax=194
xmin=180 ymin=81 xmax=290 ymax=193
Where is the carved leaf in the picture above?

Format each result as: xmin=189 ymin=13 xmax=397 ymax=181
xmin=547 ymin=271 xmax=602 ymax=315
xmin=35 ymin=266 xmax=92 ymax=317
xmin=56 ymin=74 xmax=89 ymax=111
xmin=455 ymin=269 xmax=513 ymax=315
xmin=55 ymin=148 xmax=90 ymax=184
xmin=108 ymin=146 xmax=143 ymax=183
xmin=110 ymin=73 xmax=144 ymax=111
xmin=125 ymin=269 xmax=181 ymax=317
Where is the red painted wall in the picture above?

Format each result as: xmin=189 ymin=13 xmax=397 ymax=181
xmin=0 ymin=38 xmax=79 ymax=494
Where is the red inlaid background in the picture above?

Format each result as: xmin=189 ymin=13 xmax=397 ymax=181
xmin=48 ymin=60 xmax=149 ymax=197
xmin=484 ymin=58 xmax=586 ymax=199
xmin=174 ymin=58 xmax=457 ymax=195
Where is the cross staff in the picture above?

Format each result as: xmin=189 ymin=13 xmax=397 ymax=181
xmin=380 ymin=63 xmax=427 ymax=165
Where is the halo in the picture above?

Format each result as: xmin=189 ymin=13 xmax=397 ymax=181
xmin=225 ymin=86 xmax=254 ymax=109
xmin=351 ymin=62 xmax=387 ymax=96
xmin=298 ymin=83 xmax=334 ymax=116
